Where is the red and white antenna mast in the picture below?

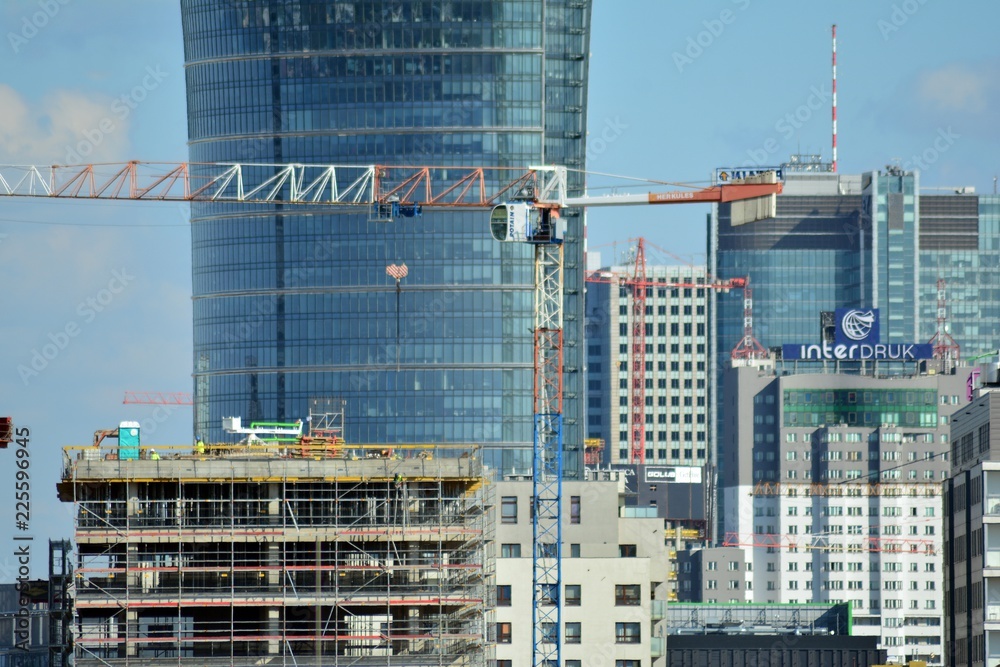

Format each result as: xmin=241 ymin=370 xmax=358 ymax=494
xmin=831 ymin=24 xmax=838 ymax=173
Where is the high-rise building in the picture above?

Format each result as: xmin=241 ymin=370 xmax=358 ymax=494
xmin=719 ymin=363 xmax=971 ymax=666
xmin=180 ymin=1 xmax=593 ymax=476
xmin=944 ymin=379 xmax=1000 ymax=667
xmin=585 ymin=264 xmax=711 ymax=466
xmin=710 ymin=163 xmax=1000 ymax=452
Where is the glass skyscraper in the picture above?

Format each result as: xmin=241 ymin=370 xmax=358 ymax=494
xmin=181 ymin=1 xmax=592 ymax=476
xmin=711 ymin=167 xmax=1000 ymax=368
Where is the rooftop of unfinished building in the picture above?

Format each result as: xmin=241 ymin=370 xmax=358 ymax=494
xmin=58 ymin=440 xmax=486 ymax=496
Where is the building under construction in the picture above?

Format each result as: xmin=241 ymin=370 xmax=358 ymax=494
xmin=57 ymin=423 xmax=494 ymax=667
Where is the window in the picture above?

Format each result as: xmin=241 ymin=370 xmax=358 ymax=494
xmin=707 ymin=560 xmax=718 ymax=571
xmin=619 ymin=544 xmax=637 ymax=558
xmin=570 ymin=543 xmax=581 ymax=558
xmin=565 ymin=584 xmax=581 ymax=606
xmin=497 ymin=622 xmax=512 ymax=644
xmin=501 ymin=496 xmax=517 ymax=524
xmin=615 ymin=622 xmax=641 ymax=644
xmin=570 ymin=496 xmax=581 ymax=524
xmin=541 ymin=622 xmax=556 ymax=643
xmin=615 ymin=584 xmax=641 ymax=606
xmin=497 ymin=661 xmax=512 ymax=667
xmin=615 ymin=662 xmax=641 ymax=667
xmin=500 ymin=543 xmax=521 ymax=558
xmin=497 ymin=585 xmax=511 ymax=606
xmin=565 ymin=622 xmax=581 ymax=644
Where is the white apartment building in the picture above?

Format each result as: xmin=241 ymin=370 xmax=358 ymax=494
xmin=720 ymin=364 xmax=970 ymax=665
xmin=493 ymin=471 xmax=669 ymax=667
xmin=586 ymin=263 xmax=711 ymax=467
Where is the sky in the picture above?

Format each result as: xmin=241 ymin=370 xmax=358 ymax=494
xmin=0 ymin=0 xmax=997 ymax=578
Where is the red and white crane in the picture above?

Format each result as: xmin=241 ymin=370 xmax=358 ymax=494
xmin=585 ymin=237 xmax=750 ymax=464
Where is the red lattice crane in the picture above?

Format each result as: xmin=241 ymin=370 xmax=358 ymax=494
xmin=123 ymin=391 xmax=193 ymax=406
xmin=585 ymin=237 xmax=749 ymax=464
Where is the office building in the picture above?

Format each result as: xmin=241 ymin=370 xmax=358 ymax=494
xmin=710 ymin=161 xmax=1000 ymax=468
xmin=180 ymin=0 xmax=593 ymax=476
xmin=664 ymin=603 xmax=885 ymax=667
xmin=944 ymin=382 xmax=1000 ymax=667
xmin=585 ymin=263 xmax=711 ymax=466
xmin=494 ymin=470 xmax=668 ymax=667
xmin=58 ymin=435 xmax=493 ymax=667
xmin=718 ymin=362 xmax=972 ymax=666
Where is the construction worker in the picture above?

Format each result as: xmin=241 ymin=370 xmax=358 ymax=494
xmin=195 ymin=436 xmax=206 ymax=456
xmin=150 ymin=449 xmax=160 ymax=461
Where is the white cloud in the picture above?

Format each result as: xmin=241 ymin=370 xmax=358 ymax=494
xmin=916 ymin=64 xmax=990 ymax=114
xmin=0 ymin=84 xmax=131 ymax=164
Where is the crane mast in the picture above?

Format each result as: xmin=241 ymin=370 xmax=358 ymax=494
xmin=2 ymin=160 xmax=781 ymax=667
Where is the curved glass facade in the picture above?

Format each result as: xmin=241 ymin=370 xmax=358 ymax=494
xmin=181 ymin=1 xmax=591 ymax=475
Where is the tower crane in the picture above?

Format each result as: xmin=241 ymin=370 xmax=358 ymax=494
xmin=585 ymin=237 xmax=751 ymax=464
xmin=0 ymin=160 xmax=781 ymax=667
xmin=123 ymin=391 xmax=193 ymax=405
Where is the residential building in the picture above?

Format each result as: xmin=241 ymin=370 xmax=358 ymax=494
xmin=0 ymin=583 xmax=48 ymax=667
xmin=585 ymin=263 xmax=711 ymax=466
xmin=180 ymin=0 xmax=594 ymax=477
xmin=719 ymin=363 xmax=971 ymax=666
xmin=58 ymin=434 xmax=493 ymax=667
xmin=674 ymin=547 xmax=748 ymax=604
xmin=945 ymin=384 xmax=1000 ymax=667
xmin=494 ymin=470 xmax=668 ymax=667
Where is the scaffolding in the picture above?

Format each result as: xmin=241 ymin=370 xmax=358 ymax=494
xmin=58 ymin=441 xmax=495 ymax=667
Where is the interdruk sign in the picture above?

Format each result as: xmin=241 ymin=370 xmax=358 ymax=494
xmin=782 ymin=308 xmax=934 ymax=361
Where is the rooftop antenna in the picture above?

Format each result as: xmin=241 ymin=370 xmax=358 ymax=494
xmin=831 ymin=24 xmax=838 ymax=173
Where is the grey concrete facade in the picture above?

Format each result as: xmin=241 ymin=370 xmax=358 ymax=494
xmin=719 ymin=364 xmax=973 ymax=666
xmin=675 ymin=547 xmax=748 ymax=604
xmin=493 ymin=472 xmax=669 ymax=667
xmin=945 ymin=390 xmax=1000 ymax=667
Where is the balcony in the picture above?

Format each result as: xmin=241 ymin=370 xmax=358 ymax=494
xmin=986 ymin=551 xmax=1000 ymax=569
xmin=650 ymin=636 xmax=664 ymax=658
xmin=986 ymin=604 xmax=1000 ymax=622
xmin=985 ymin=495 xmax=1000 ymax=516
xmin=651 ymin=600 xmax=665 ymax=621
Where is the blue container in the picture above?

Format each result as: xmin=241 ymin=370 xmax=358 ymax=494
xmin=119 ymin=421 xmax=140 ymax=461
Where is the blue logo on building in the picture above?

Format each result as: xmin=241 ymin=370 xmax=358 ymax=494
xmin=782 ymin=307 xmax=933 ymax=361
xmin=835 ymin=308 xmax=879 ymax=345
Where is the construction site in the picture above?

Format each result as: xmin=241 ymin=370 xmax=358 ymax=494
xmin=56 ymin=403 xmax=494 ymax=667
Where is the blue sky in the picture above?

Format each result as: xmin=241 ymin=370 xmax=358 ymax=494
xmin=0 ymin=0 xmax=997 ymax=576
